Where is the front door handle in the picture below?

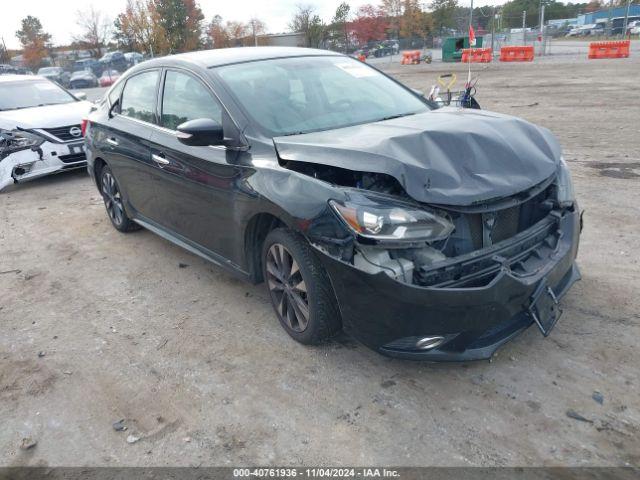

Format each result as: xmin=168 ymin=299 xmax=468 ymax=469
xmin=152 ymin=153 xmax=170 ymax=165
xmin=106 ymin=137 xmax=119 ymax=147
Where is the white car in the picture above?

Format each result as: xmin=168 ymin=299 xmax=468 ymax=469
xmin=0 ymin=75 xmax=92 ymax=191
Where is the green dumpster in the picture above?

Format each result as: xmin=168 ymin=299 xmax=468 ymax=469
xmin=442 ymin=36 xmax=484 ymax=62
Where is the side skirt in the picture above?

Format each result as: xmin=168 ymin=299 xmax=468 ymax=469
xmin=132 ymin=214 xmax=251 ymax=282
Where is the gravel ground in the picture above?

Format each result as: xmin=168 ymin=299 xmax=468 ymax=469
xmin=1 ymin=55 xmax=639 ymax=468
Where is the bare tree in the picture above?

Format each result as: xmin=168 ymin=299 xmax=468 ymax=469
xmin=248 ymin=18 xmax=267 ymax=46
xmin=75 ymin=6 xmax=112 ymax=58
xmin=289 ymin=4 xmax=326 ymax=48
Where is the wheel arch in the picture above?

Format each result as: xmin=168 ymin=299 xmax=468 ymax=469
xmin=93 ymin=157 xmax=107 ymax=193
xmin=244 ymin=212 xmax=288 ymax=284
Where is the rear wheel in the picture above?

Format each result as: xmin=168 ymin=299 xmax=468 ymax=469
xmin=262 ymin=228 xmax=342 ymax=345
xmin=99 ymin=165 xmax=139 ymax=232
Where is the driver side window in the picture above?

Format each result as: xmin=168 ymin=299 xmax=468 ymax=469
xmin=161 ymin=71 xmax=222 ymax=131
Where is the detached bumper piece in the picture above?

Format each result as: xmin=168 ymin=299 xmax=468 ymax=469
xmin=319 ymin=208 xmax=581 ymax=361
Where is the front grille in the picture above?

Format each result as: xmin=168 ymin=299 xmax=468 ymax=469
xmin=414 ymin=214 xmax=561 ymax=288
xmin=58 ymin=152 xmax=86 ymax=164
xmin=42 ymin=125 xmax=82 ymax=142
xmin=492 ymin=204 xmax=521 ymax=243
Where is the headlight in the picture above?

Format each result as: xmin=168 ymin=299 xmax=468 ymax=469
xmin=329 ymin=195 xmax=454 ymax=243
xmin=555 ymin=157 xmax=575 ymax=208
xmin=0 ymin=129 xmax=45 ymax=160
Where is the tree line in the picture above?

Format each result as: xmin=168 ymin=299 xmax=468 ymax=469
xmin=6 ymin=0 xmax=639 ymax=70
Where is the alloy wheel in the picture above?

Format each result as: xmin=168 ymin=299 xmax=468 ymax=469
xmin=101 ymin=171 xmax=124 ymax=226
xmin=266 ymin=243 xmax=309 ymax=332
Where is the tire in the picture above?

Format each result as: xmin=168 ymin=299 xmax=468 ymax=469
xmin=262 ymin=228 xmax=342 ymax=345
xmin=99 ymin=165 xmax=140 ymax=232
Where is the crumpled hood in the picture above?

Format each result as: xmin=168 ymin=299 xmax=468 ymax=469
xmin=274 ymin=107 xmax=561 ymax=206
xmin=0 ymin=101 xmax=92 ymax=131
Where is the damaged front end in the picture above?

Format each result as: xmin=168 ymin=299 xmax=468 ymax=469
xmin=0 ymin=129 xmax=46 ymax=190
xmin=296 ymin=159 xmax=581 ymax=361
xmin=0 ymin=128 xmax=86 ymax=191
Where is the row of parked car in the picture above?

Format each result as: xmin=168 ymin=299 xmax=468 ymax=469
xmin=3 ymin=51 xmax=145 ymax=90
xmin=37 ymin=66 xmax=122 ymax=89
xmin=566 ymin=20 xmax=640 ymax=37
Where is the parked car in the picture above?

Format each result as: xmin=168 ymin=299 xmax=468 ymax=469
xmin=124 ymin=52 xmax=144 ymax=67
xmin=69 ymin=69 xmax=99 ymax=89
xmin=627 ymin=20 xmax=640 ymax=35
xmin=36 ymin=67 xmax=71 ymax=87
xmin=99 ymin=69 xmax=121 ymax=87
xmin=99 ymin=51 xmax=128 ymax=72
xmin=74 ymin=59 xmax=102 ymax=77
xmin=1 ymin=65 xmax=33 ymax=75
xmin=85 ymin=47 xmax=581 ymax=361
xmin=0 ymin=75 xmax=92 ymax=190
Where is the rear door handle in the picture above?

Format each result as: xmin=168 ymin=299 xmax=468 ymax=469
xmin=106 ymin=137 xmax=119 ymax=147
xmin=152 ymin=153 xmax=170 ymax=165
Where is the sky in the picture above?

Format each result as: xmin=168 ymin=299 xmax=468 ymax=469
xmin=1 ymin=0 xmax=505 ymax=50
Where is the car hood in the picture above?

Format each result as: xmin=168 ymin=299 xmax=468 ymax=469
xmin=0 ymin=101 xmax=92 ymax=130
xmin=273 ymin=108 xmax=561 ymax=206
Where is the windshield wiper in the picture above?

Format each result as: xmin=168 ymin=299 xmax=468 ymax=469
xmin=377 ymin=112 xmax=417 ymax=122
xmin=280 ymin=131 xmax=310 ymax=137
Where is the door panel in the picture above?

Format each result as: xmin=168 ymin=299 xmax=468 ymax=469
xmin=100 ymin=69 xmax=161 ymax=219
xmin=149 ymin=132 xmax=242 ymax=260
xmin=147 ymin=69 xmax=244 ymax=260
xmin=99 ymin=117 xmax=156 ymax=218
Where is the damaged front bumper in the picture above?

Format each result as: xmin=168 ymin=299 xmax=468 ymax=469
xmin=0 ymin=130 xmax=86 ymax=192
xmin=316 ymin=207 xmax=581 ymax=361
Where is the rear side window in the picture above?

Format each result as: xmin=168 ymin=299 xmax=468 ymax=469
xmin=120 ymin=70 xmax=159 ymax=123
xmin=161 ymin=70 xmax=222 ymax=130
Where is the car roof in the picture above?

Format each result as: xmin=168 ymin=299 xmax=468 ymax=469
xmin=139 ymin=47 xmax=343 ymax=70
xmin=0 ymin=74 xmax=45 ymax=83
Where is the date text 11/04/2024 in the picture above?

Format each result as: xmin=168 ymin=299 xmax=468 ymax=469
xmin=233 ymin=468 xmax=400 ymax=477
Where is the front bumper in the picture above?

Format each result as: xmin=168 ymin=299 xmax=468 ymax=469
xmin=0 ymin=140 xmax=86 ymax=191
xmin=317 ymin=207 xmax=581 ymax=361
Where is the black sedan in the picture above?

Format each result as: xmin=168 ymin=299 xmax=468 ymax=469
xmin=85 ymin=47 xmax=581 ymax=361
xmin=69 ymin=70 xmax=99 ymax=89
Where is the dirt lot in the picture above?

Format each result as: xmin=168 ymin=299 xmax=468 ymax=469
xmin=1 ymin=56 xmax=639 ymax=468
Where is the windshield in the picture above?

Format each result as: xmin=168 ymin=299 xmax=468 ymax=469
xmin=215 ymin=56 xmax=430 ymax=136
xmin=0 ymin=79 xmax=76 ymax=111
xmin=38 ymin=67 xmax=58 ymax=74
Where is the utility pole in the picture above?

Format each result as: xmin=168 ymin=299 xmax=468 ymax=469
xmin=623 ymin=0 xmax=631 ymax=38
xmin=539 ymin=5 xmax=545 ymax=56
xmin=523 ymin=10 xmax=527 ymax=45
xmin=470 ymin=0 xmax=474 ymax=34
xmin=491 ymin=7 xmax=496 ymax=53
xmin=250 ymin=20 xmax=258 ymax=47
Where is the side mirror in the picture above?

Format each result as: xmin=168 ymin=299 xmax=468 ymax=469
xmin=176 ymin=118 xmax=224 ymax=147
xmin=75 ymin=92 xmax=87 ymax=100
xmin=108 ymin=97 xmax=120 ymax=118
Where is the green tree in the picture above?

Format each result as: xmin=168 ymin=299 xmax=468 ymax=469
xmin=152 ymin=0 xmax=204 ymax=53
xmin=381 ymin=0 xmax=404 ymax=38
xmin=289 ymin=5 xmax=327 ymax=48
xmin=16 ymin=16 xmax=51 ymax=70
xmin=401 ymin=0 xmax=432 ymax=38
xmin=331 ymin=2 xmax=351 ymax=52
xmin=430 ymin=0 xmax=458 ymax=34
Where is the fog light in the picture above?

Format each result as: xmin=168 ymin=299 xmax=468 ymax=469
xmin=415 ymin=336 xmax=445 ymax=350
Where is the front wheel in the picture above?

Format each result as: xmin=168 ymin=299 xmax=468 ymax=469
xmin=262 ymin=228 xmax=342 ymax=345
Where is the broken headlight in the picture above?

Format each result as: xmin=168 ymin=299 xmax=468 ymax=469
xmin=329 ymin=195 xmax=454 ymax=243
xmin=555 ymin=157 xmax=575 ymax=208
xmin=0 ymin=129 xmax=45 ymax=161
